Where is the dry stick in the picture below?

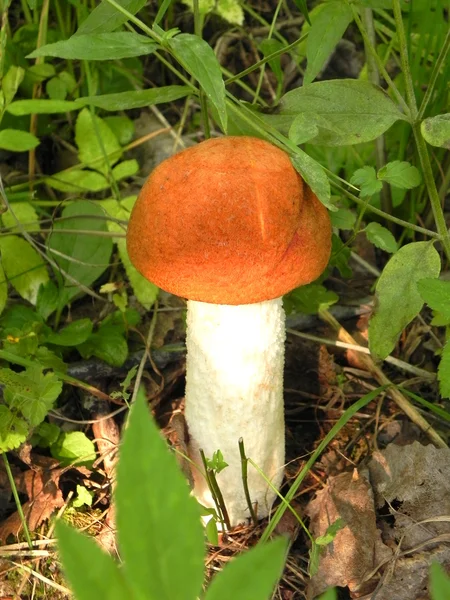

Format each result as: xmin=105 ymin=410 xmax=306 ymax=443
xmin=238 ymin=438 xmax=258 ymax=526
xmin=319 ymin=309 xmax=447 ymax=449
xmin=199 ymin=450 xmax=231 ymax=531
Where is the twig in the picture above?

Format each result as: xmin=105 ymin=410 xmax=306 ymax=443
xmin=238 ymin=438 xmax=258 ymax=525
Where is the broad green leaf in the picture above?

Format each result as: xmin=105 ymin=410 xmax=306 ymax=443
xmin=0 ymin=262 xmax=7 ymax=317
xmin=35 ymin=347 xmax=68 ymax=372
xmin=52 ymin=431 xmax=96 ymax=467
xmin=76 ymin=108 xmax=122 ymax=174
xmin=0 ymin=405 xmax=28 ymax=452
xmin=116 ymin=388 xmax=205 ymax=600
xmin=378 ymin=160 xmax=422 ymax=189
xmin=288 ymin=114 xmax=320 ymax=144
xmin=47 ymin=76 xmax=68 ymax=100
xmin=330 ymin=208 xmax=356 ymax=230
xmin=169 ymin=34 xmax=227 ymax=132
xmin=112 ymin=159 xmax=139 ymax=181
xmin=0 ymin=129 xmax=40 ymax=151
xmin=7 ymin=99 xmax=79 ymax=115
xmin=279 ymin=80 xmax=406 ymax=146
xmin=104 ymin=116 xmax=135 ymax=145
xmin=36 ymin=280 xmax=59 ymax=320
xmin=350 ymin=166 xmax=382 ymax=197
xmin=33 ymin=422 xmax=61 ymax=448
xmin=56 ymin=520 xmax=132 ymax=600
xmin=430 ymin=561 xmax=450 ymax=599
xmin=28 ymin=33 xmax=157 ymax=60
xmin=438 ymin=342 xmax=450 ymax=400
xmin=304 ymin=1 xmax=353 ymax=85
xmin=365 ymin=223 xmax=398 ymax=253
xmin=369 ymin=242 xmax=441 ymax=359
xmin=77 ymin=324 xmax=128 ymax=367
xmin=205 ymin=536 xmax=287 ymax=600
xmin=259 ymin=39 xmax=284 ymax=86
xmin=293 ymin=0 xmax=311 ymax=24
xmin=47 ymin=201 xmax=113 ymax=307
xmin=421 ymin=114 xmax=450 ymax=149
xmin=2 ymin=202 xmax=39 ymax=233
xmin=284 ymin=283 xmax=338 ymax=315
xmin=75 ymin=85 xmax=191 ymax=111
xmin=46 ymin=319 xmax=93 ymax=346
xmin=0 ymin=305 xmax=43 ymax=332
xmin=73 ymin=485 xmax=94 ymax=508
xmin=76 ymin=0 xmax=147 ymax=35
xmin=417 ymin=279 xmax=450 ymax=321
xmin=0 ymin=236 xmax=49 ymax=304
xmin=2 ymin=66 xmax=25 ymax=104
xmin=290 ymin=151 xmax=335 ymax=210
xmin=45 ymin=169 xmax=109 ymax=193
xmin=3 ymin=367 xmax=62 ymax=427
xmin=329 ymin=234 xmax=352 ymax=278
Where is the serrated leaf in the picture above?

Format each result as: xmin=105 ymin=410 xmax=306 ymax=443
xmin=112 ymin=159 xmax=139 ymax=181
xmin=330 ymin=208 xmax=356 ymax=230
xmin=290 ymin=151 xmax=335 ymax=210
xmin=421 ymin=114 xmax=450 ymax=150
xmin=378 ymin=160 xmax=422 ymax=189
xmin=438 ymin=342 xmax=450 ymax=399
xmin=104 ymin=116 xmax=135 ymax=145
xmin=46 ymin=319 xmax=93 ymax=346
xmin=350 ymin=166 xmax=382 ymax=197
xmin=45 ymin=169 xmax=109 ymax=193
xmin=116 ymin=387 xmax=205 ymax=600
xmin=284 ymin=283 xmax=338 ymax=315
xmin=0 ymin=236 xmax=49 ymax=304
xmin=77 ymin=324 xmax=128 ymax=367
xmin=279 ymin=80 xmax=406 ymax=146
xmin=73 ymin=485 xmax=94 ymax=508
xmin=204 ymin=536 xmax=287 ymax=600
xmin=0 ymin=129 xmax=40 ymax=151
xmin=169 ymin=34 xmax=227 ymax=132
xmin=56 ymin=520 xmax=132 ymax=600
xmin=417 ymin=279 xmax=450 ymax=321
xmin=365 ymin=222 xmax=398 ymax=253
xmin=75 ymin=85 xmax=191 ymax=111
xmin=369 ymin=242 xmax=441 ymax=359
xmin=28 ymin=32 xmax=157 ymax=60
xmin=76 ymin=0 xmax=147 ymax=35
xmin=76 ymin=108 xmax=122 ymax=174
xmin=7 ymin=99 xmax=79 ymax=115
xmin=304 ymin=1 xmax=353 ymax=85
xmin=47 ymin=201 xmax=113 ymax=307
xmin=52 ymin=431 xmax=96 ymax=467
xmin=0 ymin=405 xmax=28 ymax=452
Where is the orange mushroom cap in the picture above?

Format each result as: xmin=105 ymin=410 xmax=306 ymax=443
xmin=127 ymin=136 xmax=332 ymax=305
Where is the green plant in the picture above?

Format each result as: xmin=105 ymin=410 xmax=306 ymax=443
xmin=56 ymin=388 xmax=289 ymax=600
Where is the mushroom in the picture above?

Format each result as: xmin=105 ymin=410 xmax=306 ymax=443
xmin=127 ymin=136 xmax=331 ymax=526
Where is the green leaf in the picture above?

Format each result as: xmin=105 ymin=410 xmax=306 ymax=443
xmin=7 ymin=99 xmax=79 ymax=115
xmin=1 ymin=66 xmax=25 ymax=105
xmin=204 ymin=536 xmax=287 ymax=600
xmin=112 ymin=159 xmax=139 ymax=181
xmin=378 ymin=160 xmax=422 ymax=189
xmin=438 ymin=342 xmax=450 ymax=400
xmin=329 ymin=234 xmax=352 ymax=278
xmin=56 ymin=520 xmax=132 ymax=600
xmin=76 ymin=0 xmax=147 ymax=35
xmin=0 ymin=405 xmax=28 ymax=452
xmin=76 ymin=108 xmax=122 ymax=174
xmin=47 ymin=201 xmax=113 ymax=307
xmin=318 ymin=589 xmax=337 ymax=600
xmin=46 ymin=319 xmax=93 ymax=346
xmin=77 ymin=324 xmax=128 ymax=367
xmin=0 ymin=236 xmax=49 ymax=304
xmin=304 ymin=1 xmax=353 ymax=85
xmin=284 ymin=283 xmax=338 ymax=315
xmin=73 ymin=485 xmax=94 ymax=508
xmin=365 ymin=222 xmax=398 ymax=253
xmin=293 ymin=0 xmax=311 ymax=24
xmin=36 ymin=280 xmax=59 ymax=320
xmin=316 ymin=517 xmax=345 ymax=546
xmin=0 ymin=263 xmax=7 ymax=317
xmin=369 ymin=242 xmax=441 ymax=359
xmin=0 ymin=129 xmax=40 ymax=151
xmin=330 ymin=208 xmax=356 ymax=230
xmin=104 ymin=116 xmax=135 ymax=145
xmin=290 ymin=151 xmax=335 ymax=211
xmin=2 ymin=202 xmax=39 ymax=233
xmin=279 ymin=80 xmax=406 ymax=146
xmin=288 ymin=113 xmax=320 ymax=145
xmin=350 ymin=166 xmax=382 ymax=197
xmin=169 ymin=34 xmax=227 ymax=132
xmin=2 ymin=367 xmax=63 ymax=427
xmin=430 ymin=562 xmax=450 ymax=599
xmin=47 ymin=76 xmax=68 ymax=100
xmin=421 ymin=114 xmax=450 ymax=150
xmin=45 ymin=169 xmax=109 ymax=193
xmin=33 ymin=421 xmax=61 ymax=448
xmin=52 ymin=431 xmax=96 ymax=467
xmin=28 ymin=33 xmax=158 ymax=60
xmin=259 ymin=39 xmax=284 ymax=86
xmin=116 ymin=387 xmax=205 ymax=600
xmin=75 ymin=86 xmax=191 ymax=111
xmin=417 ymin=279 xmax=450 ymax=321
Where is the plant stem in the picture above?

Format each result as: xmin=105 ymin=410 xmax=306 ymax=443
xmin=417 ymin=28 xmax=450 ymax=121
xmin=2 ymin=453 xmax=33 ymax=549
xmin=199 ymin=450 xmax=230 ymax=530
xmin=238 ymin=438 xmax=258 ymax=525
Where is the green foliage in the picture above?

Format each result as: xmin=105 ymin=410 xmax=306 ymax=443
xmin=51 ymin=431 xmax=96 ymax=467
xmin=73 ymin=485 xmax=94 ymax=508
xmin=364 ymin=223 xmax=398 ymax=254
xmin=430 ymin=562 xmax=450 ymax=599
xmin=284 ymin=283 xmax=339 ymax=315
xmin=350 ymin=166 xmax=382 ymax=197
xmin=75 ymin=86 xmax=191 ymax=111
xmin=421 ymin=114 xmax=450 ymax=149
xmin=309 ymin=518 xmax=346 ymax=577
xmin=291 ymin=152 xmax=334 ymax=210
xmin=182 ymin=0 xmax=244 ymax=25
xmin=57 ymin=390 xmax=287 ymax=600
xmin=378 ymin=161 xmax=422 ymax=189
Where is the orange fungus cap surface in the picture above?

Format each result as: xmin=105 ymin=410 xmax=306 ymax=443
xmin=126 ymin=136 xmax=332 ymax=305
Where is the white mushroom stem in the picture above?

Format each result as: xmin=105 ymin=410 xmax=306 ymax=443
xmin=185 ymin=298 xmax=286 ymax=526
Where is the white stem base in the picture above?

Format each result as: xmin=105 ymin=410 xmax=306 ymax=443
xmin=185 ymin=298 xmax=285 ymax=526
